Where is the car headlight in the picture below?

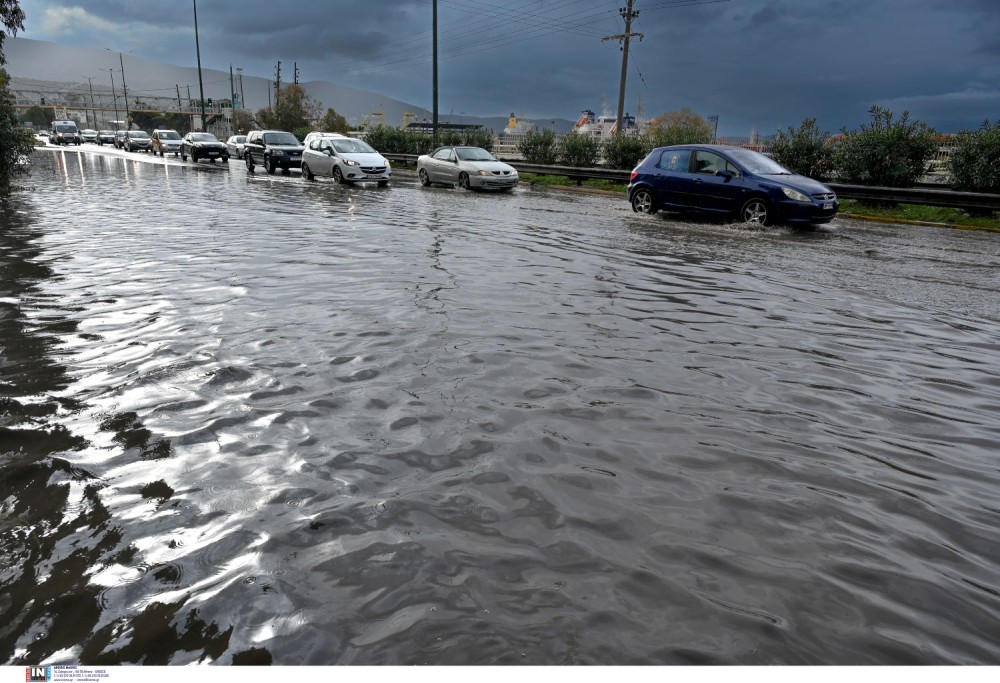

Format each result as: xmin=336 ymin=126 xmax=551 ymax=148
xmin=271 ymin=149 xmax=286 ymax=156
xmin=478 ymin=170 xmax=490 ymax=176
xmin=781 ymin=186 xmax=811 ymax=202
xmin=343 ymin=159 xmax=359 ymax=166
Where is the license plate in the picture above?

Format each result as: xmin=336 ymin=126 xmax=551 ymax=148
xmin=823 ymin=202 xmax=833 ymax=210
xmin=207 ymin=152 xmax=219 ymax=156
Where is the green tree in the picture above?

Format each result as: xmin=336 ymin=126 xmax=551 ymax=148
xmin=20 ymin=105 xmax=53 ymax=129
xmin=319 ymin=107 xmax=349 ymax=134
xmin=517 ymin=129 xmax=558 ymax=164
xmin=264 ymin=84 xmax=321 ymax=133
xmin=647 ymin=107 xmax=713 ymax=146
xmin=770 ymin=117 xmax=833 ymax=180
xmin=559 ymin=132 xmax=601 ymax=167
xmin=948 ymin=120 xmax=1000 ymax=195
xmin=603 ymin=133 xmax=649 ymax=170
xmin=1 ymin=1 xmax=34 ymax=197
xmin=833 ymin=105 xmax=937 ymax=187
xmin=462 ymin=127 xmax=494 ymax=151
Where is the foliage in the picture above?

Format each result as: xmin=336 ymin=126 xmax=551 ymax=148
xmin=462 ymin=127 xmax=494 ymax=151
xmin=517 ymin=129 xmax=558 ymax=164
xmin=319 ymin=107 xmax=349 ymax=135
xmin=948 ymin=120 xmax=1000 ymax=194
xmin=833 ymin=105 xmax=937 ymax=187
xmin=255 ymin=84 xmax=320 ymax=133
xmin=647 ymin=107 xmax=713 ymax=147
xmin=558 ymin=132 xmax=601 ymax=167
xmin=602 ymin=133 xmax=649 ymax=170
xmin=129 ymin=109 xmax=189 ymax=134
xmin=1 ymin=1 xmax=31 ymax=197
xmin=232 ymin=110 xmax=253 ymax=135
xmin=770 ymin=117 xmax=833 ymax=180
xmin=20 ymin=105 xmax=53 ymax=129
xmin=362 ymin=126 xmax=435 ymax=155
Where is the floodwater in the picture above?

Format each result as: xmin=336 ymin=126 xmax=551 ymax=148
xmin=1 ymin=147 xmax=999 ymax=665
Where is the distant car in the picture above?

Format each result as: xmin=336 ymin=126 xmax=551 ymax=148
xmin=417 ymin=145 xmax=518 ymax=191
xmin=97 ymin=130 xmax=115 ymax=145
xmin=114 ymin=130 xmax=128 ymax=149
xmin=627 ymin=144 xmax=839 ymax=226
xmin=124 ymin=130 xmax=152 ymax=153
xmin=80 ymin=129 xmax=99 ymax=143
xmin=151 ymin=129 xmax=183 ymax=157
xmin=50 ymin=120 xmax=81 ymax=146
xmin=301 ymin=135 xmax=391 ymax=186
xmin=181 ymin=132 xmax=229 ymax=163
xmin=244 ymin=129 xmax=304 ymax=174
xmin=225 ymin=135 xmax=247 ymax=159
xmin=302 ymin=131 xmax=346 ymax=146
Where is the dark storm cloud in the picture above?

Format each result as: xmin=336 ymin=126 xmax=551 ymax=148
xmin=14 ymin=0 xmax=1000 ymax=135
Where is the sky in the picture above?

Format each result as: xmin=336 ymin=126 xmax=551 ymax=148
xmin=11 ymin=0 xmax=1000 ymax=137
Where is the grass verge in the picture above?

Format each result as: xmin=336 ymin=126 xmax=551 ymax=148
xmin=520 ymin=172 xmax=626 ymax=194
xmin=839 ymin=199 xmax=1000 ymax=231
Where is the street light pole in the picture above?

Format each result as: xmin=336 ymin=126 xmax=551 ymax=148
xmin=118 ymin=51 xmax=129 ymax=129
xmin=432 ymin=0 xmax=438 ymax=145
xmin=102 ymin=68 xmax=119 ymax=129
xmin=193 ymin=0 xmax=207 ymax=131
xmin=83 ymin=76 xmax=95 ymax=128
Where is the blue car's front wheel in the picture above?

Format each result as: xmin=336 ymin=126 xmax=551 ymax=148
xmin=631 ymin=188 xmax=655 ymax=214
xmin=740 ymin=197 xmax=770 ymax=225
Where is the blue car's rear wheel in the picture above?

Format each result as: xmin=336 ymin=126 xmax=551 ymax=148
xmin=631 ymin=188 xmax=655 ymax=214
xmin=740 ymin=198 xmax=770 ymax=225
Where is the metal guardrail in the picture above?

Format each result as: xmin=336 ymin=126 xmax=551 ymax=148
xmin=383 ymin=154 xmax=1000 ymax=212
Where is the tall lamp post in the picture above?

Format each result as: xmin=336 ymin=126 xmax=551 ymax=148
xmin=82 ymin=76 xmax=95 ymax=128
xmin=105 ymin=49 xmax=131 ymax=129
xmin=101 ymin=67 xmax=119 ymax=129
xmin=193 ymin=0 xmax=207 ymax=131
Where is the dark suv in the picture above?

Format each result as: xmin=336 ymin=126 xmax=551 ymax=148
xmin=244 ymin=130 xmax=304 ymax=174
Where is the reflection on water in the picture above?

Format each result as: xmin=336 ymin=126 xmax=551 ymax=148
xmin=2 ymin=150 xmax=999 ymax=664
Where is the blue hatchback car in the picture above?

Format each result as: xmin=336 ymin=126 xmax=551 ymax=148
xmin=628 ymin=144 xmax=839 ymax=225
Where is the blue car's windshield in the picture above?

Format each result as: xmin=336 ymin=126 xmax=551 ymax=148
xmin=727 ymin=148 xmax=792 ymax=175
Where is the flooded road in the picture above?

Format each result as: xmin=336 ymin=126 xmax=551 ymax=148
xmin=2 ymin=147 xmax=999 ymax=664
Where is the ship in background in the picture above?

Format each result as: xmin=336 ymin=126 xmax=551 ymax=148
xmin=573 ymin=105 xmax=647 ymax=137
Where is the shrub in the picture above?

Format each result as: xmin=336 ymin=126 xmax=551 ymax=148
xmin=770 ymin=117 xmax=833 ymax=180
xmin=517 ymin=129 xmax=558 ymax=164
xmin=603 ymin=133 xmax=650 ymax=170
xmin=363 ymin=126 xmax=434 ymax=155
xmin=462 ymin=128 xmax=495 ymax=151
xmin=949 ymin=120 xmax=1000 ymax=194
xmin=833 ymin=105 xmax=937 ymax=187
xmin=559 ymin=132 xmax=601 ymax=167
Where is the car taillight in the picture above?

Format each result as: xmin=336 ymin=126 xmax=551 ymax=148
xmin=630 ymin=171 xmax=638 ymax=182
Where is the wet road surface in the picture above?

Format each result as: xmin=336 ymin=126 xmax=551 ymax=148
xmin=1 ymin=146 xmax=999 ymax=664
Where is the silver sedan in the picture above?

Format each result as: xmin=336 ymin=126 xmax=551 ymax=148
xmin=417 ymin=145 xmax=518 ymax=191
xmin=226 ymin=135 xmax=247 ymax=159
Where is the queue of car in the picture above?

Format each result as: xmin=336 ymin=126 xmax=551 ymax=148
xmin=52 ymin=123 xmax=841 ymax=225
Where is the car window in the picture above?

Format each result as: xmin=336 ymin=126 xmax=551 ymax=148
xmin=455 ymin=148 xmax=495 ymax=161
xmin=332 ymin=139 xmax=375 ymax=154
xmin=308 ymin=140 xmax=320 ymax=150
xmin=657 ymin=149 xmax=691 ymax=172
xmin=693 ymin=151 xmax=726 ymax=174
xmin=263 ymin=132 xmax=299 ymax=145
xmin=432 ymin=148 xmax=453 ymax=161
xmin=189 ymin=133 xmax=218 ymax=142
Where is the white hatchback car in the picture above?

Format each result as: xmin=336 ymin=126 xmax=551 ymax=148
xmin=301 ymin=135 xmax=391 ymax=186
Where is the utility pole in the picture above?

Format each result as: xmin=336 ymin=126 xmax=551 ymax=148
xmin=294 ymin=62 xmax=299 ymax=85
xmin=432 ymin=0 xmax=439 ymax=144
xmin=274 ymin=61 xmax=282 ymax=114
xmin=176 ymin=84 xmax=182 ymax=110
xmin=230 ymin=64 xmax=237 ymax=108
xmin=237 ymin=67 xmax=245 ymax=112
xmin=603 ymin=0 xmax=643 ymax=135
xmin=193 ymin=0 xmax=207 ymax=130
